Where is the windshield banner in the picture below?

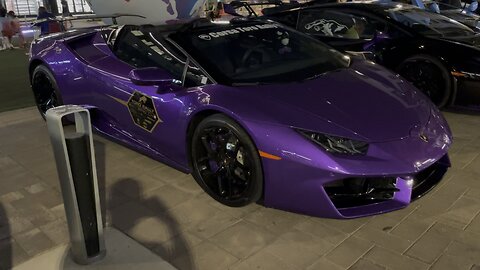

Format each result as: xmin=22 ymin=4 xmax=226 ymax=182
xmin=198 ymin=24 xmax=279 ymax=40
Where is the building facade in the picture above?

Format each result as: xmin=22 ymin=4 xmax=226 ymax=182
xmin=3 ymin=0 xmax=91 ymax=16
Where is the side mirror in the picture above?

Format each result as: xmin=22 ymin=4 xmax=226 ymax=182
xmin=128 ymin=67 xmax=174 ymax=86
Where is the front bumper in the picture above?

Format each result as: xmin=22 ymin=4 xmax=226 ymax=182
xmin=324 ymin=155 xmax=450 ymax=218
xmin=260 ymin=152 xmax=450 ymax=219
xmin=247 ymin=112 xmax=451 ymax=219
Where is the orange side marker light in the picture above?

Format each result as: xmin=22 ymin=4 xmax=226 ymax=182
xmin=259 ymin=151 xmax=282 ymax=160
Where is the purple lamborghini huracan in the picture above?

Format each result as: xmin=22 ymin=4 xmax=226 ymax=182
xmin=29 ymin=18 xmax=452 ymax=218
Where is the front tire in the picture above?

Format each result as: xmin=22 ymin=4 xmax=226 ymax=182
xmin=398 ymin=55 xmax=451 ymax=108
xmin=31 ymin=65 xmax=63 ymax=119
xmin=191 ymin=114 xmax=263 ymax=207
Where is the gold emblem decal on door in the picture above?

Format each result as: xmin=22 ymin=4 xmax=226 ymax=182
xmin=108 ymin=91 xmax=162 ymax=132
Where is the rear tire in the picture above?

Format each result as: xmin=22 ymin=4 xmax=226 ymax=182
xmin=31 ymin=65 xmax=63 ymax=119
xmin=190 ymin=114 xmax=263 ymax=207
xmin=398 ymin=55 xmax=451 ymax=108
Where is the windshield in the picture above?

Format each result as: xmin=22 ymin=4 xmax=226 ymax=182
xmin=387 ymin=6 xmax=475 ymax=37
xmin=169 ymin=21 xmax=350 ymax=85
xmin=436 ymin=2 xmax=461 ymax=10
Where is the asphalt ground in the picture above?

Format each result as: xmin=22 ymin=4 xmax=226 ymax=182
xmin=0 ymin=49 xmax=35 ymax=113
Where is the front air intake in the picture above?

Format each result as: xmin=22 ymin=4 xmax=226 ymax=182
xmin=411 ymin=155 xmax=450 ymax=201
xmin=324 ymin=177 xmax=399 ymax=209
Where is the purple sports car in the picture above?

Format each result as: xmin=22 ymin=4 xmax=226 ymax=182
xmin=29 ymin=18 xmax=452 ymax=218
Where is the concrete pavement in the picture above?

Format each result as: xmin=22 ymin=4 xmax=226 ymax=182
xmin=0 ymin=107 xmax=479 ymax=270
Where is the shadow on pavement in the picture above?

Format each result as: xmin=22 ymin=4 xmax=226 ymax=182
xmin=110 ymin=178 xmax=194 ymax=270
xmin=0 ymin=202 xmax=12 ymax=270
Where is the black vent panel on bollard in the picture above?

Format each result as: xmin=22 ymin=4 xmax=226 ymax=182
xmin=65 ymin=133 xmax=100 ymax=257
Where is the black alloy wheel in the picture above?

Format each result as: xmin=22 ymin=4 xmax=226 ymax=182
xmin=191 ymin=114 xmax=263 ymax=207
xmin=398 ymin=55 xmax=451 ymax=108
xmin=32 ymin=65 xmax=63 ymax=119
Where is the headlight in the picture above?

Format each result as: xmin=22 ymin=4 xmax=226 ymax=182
xmin=297 ymin=130 xmax=369 ymax=155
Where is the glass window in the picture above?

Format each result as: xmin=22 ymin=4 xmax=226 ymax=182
xmin=113 ymin=27 xmax=209 ymax=88
xmin=184 ymin=61 xmax=211 ymax=88
xmin=5 ymin=0 xmax=38 ymax=16
xmin=56 ymin=0 xmax=92 ymax=14
xmin=298 ymin=9 xmax=387 ymax=40
xmin=114 ymin=28 xmax=186 ymax=79
xmin=437 ymin=0 xmax=462 ymax=10
xmin=169 ymin=22 xmax=350 ymax=85
xmin=268 ymin=10 xmax=299 ymax=28
xmin=4 ymin=0 xmax=91 ymax=16
xmin=386 ymin=6 xmax=474 ymax=37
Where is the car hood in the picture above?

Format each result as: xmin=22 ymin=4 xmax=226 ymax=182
xmin=235 ymin=61 xmax=432 ymax=142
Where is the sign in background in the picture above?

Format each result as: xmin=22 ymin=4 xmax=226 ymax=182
xmin=86 ymin=0 xmax=207 ymax=24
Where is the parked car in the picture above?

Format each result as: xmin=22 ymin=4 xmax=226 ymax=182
xmin=407 ymin=0 xmax=480 ymax=31
xmin=252 ymin=1 xmax=480 ymax=109
xmin=29 ymin=18 xmax=451 ymax=218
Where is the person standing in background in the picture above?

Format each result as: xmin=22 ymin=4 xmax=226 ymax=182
xmin=37 ymin=7 xmax=54 ymax=36
xmin=0 ymin=7 xmax=14 ymax=50
xmin=61 ymin=0 xmax=73 ymax=28
xmin=0 ymin=7 xmax=5 ymax=50
xmin=7 ymin=11 xmax=24 ymax=48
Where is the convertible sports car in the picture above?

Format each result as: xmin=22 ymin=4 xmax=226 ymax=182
xmin=254 ymin=1 xmax=480 ymax=109
xmin=29 ymin=18 xmax=451 ymax=218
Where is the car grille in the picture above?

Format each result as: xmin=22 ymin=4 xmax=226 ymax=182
xmin=411 ymin=154 xmax=450 ymax=201
xmin=324 ymin=177 xmax=399 ymax=209
xmin=324 ymin=154 xmax=450 ymax=210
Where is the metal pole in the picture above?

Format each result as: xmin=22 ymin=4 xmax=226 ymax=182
xmin=26 ymin=0 xmax=31 ymax=16
xmin=72 ymin=0 xmax=76 ymax=13
xmin=14 ymin=0 xmax=19 ymax=15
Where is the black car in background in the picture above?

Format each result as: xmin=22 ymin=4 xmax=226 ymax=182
xmin=406 ymin=0 xmax=480 ymax=31
xmin=257 ymin=2 xmax=480 ymax=109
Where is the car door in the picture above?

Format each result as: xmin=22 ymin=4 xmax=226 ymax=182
xmin=296 ymin=8 xmax=389 ymax=57
xmin=89 ymin=26 xmax=213 ymax=160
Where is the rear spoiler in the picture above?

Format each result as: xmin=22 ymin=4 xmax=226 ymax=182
xmin=224 ymin=0 xmax=337 ymax=17
xmin=31 ymin=13 xmax=146 ymax=26
xmin=225 ymin=0 xmax=288 ymax=17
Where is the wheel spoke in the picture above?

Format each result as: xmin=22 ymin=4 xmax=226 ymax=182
xmin=201 ymin=136 xmax=216 ymax=157
xmin=235 ymin=159 xmax=248 ymax=170
xmin=201 ymin=169 xmax=217 ymax=178
xmin=217 ymin=175 xmax=226 ymax=196
xmin=216 ymin=167 xmax=230 ymax=197
xmin=232 ymin=169 xmax=248 ymax=184
xmin=226 ymin=167 xmax=235 ymax=198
